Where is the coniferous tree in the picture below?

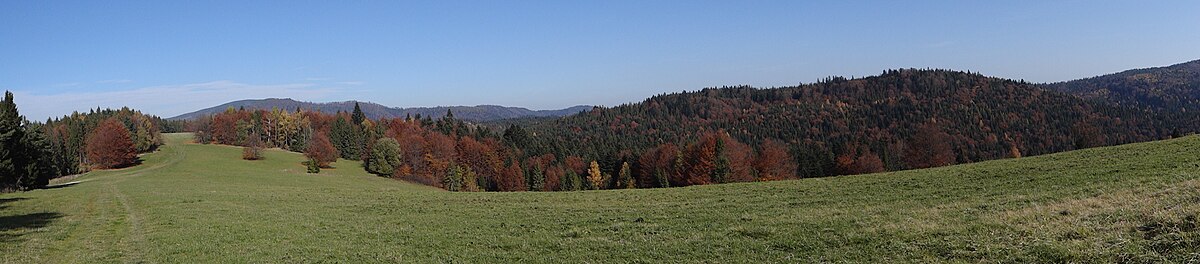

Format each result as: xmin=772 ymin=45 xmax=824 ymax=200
xmin=306 ymin=157 xmax=321 ymax=173
xmin=0 ymin=92 xmax=55 ymax=190
xmin=654 ymin=169 xmax=669 ymax=188
xmin=329 ymin=116 xmax=361 ymax=160
xmin=443 ymin=163 xmax=464 ymax=191
xmin=351 ymin=102 xmax=366 ymax=126
xmin=0 ymin=91 xmax=24 ymax=190
xmin=712 ymin=137 xmax=730 ymax=183
xmin=502 ymin=125 xmax=531 ymax=148
xmin=562 ymin=170 xmax=581 ymax=191
xmin=19 ymin=126 xmax=56 ymax=189
xmin=617 ymin=162 xmax=634 ymax=189
xmin=526 ymin=166 xmax=545 ymax=191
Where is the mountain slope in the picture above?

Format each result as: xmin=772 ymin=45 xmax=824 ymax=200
xmin=3 ymin=133 xmax=1197 ymax=262
xmin=1046 ymin=59 xmax=1200 ymax=112
xmin=170 ymin=98 xmax=591 ymax=122
xmin=516 ymin=69 xmax=1182 ymax=177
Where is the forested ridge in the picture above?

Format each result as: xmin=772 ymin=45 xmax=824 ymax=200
xmin=1047 ymin=59 xmax=1200 ymax=112
xmin=516 ymin=68 xmax=1186 ymax=179
xmin=189 ymin=69 xmax=1194 ymax=192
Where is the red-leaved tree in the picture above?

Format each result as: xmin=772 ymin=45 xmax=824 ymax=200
xmin=85 ymin=118 xmax=138 ymax=169
xmin=306 ymin=131 xmax=339 ymax=168
xmin=754 ymin=139 xmax=796 ymax=181
xmin=905 ymin=121 xmax=955 ymax=169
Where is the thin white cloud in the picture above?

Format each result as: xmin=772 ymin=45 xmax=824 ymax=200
xmin=11 ymin=81 xmax=350 ymax=121
xmin=305 ymin=77 xmax=331 ymax=81
xmin=337 ymin=81 xmax=365 ymax=85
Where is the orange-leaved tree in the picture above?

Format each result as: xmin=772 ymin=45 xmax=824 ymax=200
xmin=85 ymin=118 xmax=138 ymax=169
xmin=754 ymin=139 xmax=796 ymax=181
xmin=305 ymin=131 xmax=339 ymax=168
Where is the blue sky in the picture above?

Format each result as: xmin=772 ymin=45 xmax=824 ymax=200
xmin=2 ymin=1 xmax=1198 ymax=120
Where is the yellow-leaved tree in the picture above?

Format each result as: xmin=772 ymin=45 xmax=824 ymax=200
xmin=587 ymin=161 xmax=603 ymax=190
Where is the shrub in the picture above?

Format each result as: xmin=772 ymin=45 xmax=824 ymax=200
xmin=242 ymin=146 xmax=263 ymax=160
xmin=306 ymin=158 xmax=321 ymax=174
xmin=305 ymin=132 xmax=338 ymax=168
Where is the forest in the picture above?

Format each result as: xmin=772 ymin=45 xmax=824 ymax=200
xmin=186 ymin=69 xmax=1194 ymax=192
xmin=5 ymin=69 xmax=1192 ymax=193
xmin=0 ymin=91 xmax=172 ymax=192
xmin=191 ymin=100 xmax=803 ymax=191
xmin=513 ymin=69 xmax=1185 ymax=180
xmin=1047 ymin=59 xmax=1200 ymax=112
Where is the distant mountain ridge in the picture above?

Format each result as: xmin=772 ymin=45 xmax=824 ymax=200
xmin=170 ymin=98 xmax=592 ymax=122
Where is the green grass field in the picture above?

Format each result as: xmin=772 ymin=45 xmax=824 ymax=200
xmin=1 ymin=133 xmax=1198 ymax=262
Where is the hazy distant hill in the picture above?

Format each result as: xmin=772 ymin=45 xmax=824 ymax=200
xmin=1046 ymin=59 xmax=1200 ymax=112
xmin=170 ymin=98 xmax=592 ymax=122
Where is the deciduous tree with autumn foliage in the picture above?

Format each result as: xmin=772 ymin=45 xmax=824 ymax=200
xmin=305 ymin=132 xmax=338 ymax=168
xmin=85 ymin=118 xmax=138 ymax=169
xmin=754 ymin=139 xmax=796 ymax=181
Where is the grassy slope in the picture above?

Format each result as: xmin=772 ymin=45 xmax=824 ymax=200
xmin=1 ymin=133 xmax=1198 ymax=262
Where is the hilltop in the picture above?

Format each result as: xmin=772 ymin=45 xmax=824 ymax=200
xmin=1047 ymin=59 xmax=1200 ymax=112
xmin=169 ymin=98 xmax=591 ymax=122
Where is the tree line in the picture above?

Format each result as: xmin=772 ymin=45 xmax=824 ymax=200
xmin=504 ymin=69 xmax=1180 ymax=182
xmin=1 ymin=91 xmax=165 ymax=192
xmin=189 ymin=69 xmax=1190 ymax=192
xmin=191 ymin=102 xmax=799 ymax=191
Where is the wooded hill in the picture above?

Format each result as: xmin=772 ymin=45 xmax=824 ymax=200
xmin=515 ymin=69 xmax=1185 ymax=179
xmin=1047 ymin=59 xmax=1200 ymax=112
xmin=186 ymin=66 xmax=1200 ymax=192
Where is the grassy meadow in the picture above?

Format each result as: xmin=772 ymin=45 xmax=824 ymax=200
xmin=1 ymin=133 xmax=1198 ymax=262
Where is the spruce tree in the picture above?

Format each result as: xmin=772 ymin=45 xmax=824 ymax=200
xmin=526 ymin=166 xmax=545 ymax=191
xmin=351 ymin=102 xmax=366 ymax=126
xmin=0 ymin=91 xmax=23 ymax=190
xmin=655 ymin=169 xmax=669 ymax=188
xmin=329 ymin=116 xmax=360 ymax=160
xmin=617 ymin=162 xmax=634 ymax=189
xmin=306 ymin=158 xmax=321 ymax=173
xmin=712 ymin=137 xmax=730 ymax=183
xmin=19 ymin=127 xmax=55 ymax=189
xmin=443 ymin=164 xmax=464 ymax=191
xmin=562 ymin=171 xmax=580 ymax=191
xmin=0 ymin=91 xmax=55 ymax=190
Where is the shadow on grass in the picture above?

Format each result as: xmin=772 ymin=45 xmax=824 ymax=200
xmin=0 ymin=198 xmax=27 ymax=205
xmin=0 ymin=212 xmax=62 ymax=231
xmin=0 ymin=198 xmax=28 ymax=210
xmin=0 ymin=212 xmax=62 ymax=243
